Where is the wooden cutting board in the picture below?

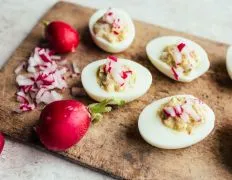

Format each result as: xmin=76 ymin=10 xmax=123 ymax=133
xmin=0 ymin=1 xmax=232 ymax=179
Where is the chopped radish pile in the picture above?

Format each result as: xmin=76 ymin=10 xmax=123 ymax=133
xmin=102 ymin=8 xmax=123 ymax=35
xmin=103 ymin=56 xmax=133 ymax=86
xmin=163 ymin=98 xmax=203 ymax=122
xmin=14 ymin=47 xmax=73 ymax=113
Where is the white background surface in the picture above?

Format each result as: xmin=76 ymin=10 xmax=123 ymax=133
xmin=0 ymin=0 xmax=231 ymax=179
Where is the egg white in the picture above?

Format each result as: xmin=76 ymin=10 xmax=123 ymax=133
xmin=138 ymin=95 xmax=215 ymax=149
xmin=226 ymin=46 xmax=232 ymax=79
xmin=89 ymin=8 xmax=135 ymax=53
xmin=146 ymin=36 xmax=210 ymax=82
xmin=81 ymin=58 xmax=152 ymax=103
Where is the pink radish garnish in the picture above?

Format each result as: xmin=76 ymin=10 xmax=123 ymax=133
xmin=14 ymin=62 xmax=26 ymax=74
xmin=35 ymin=99 xmax=124 ymax=151
xmin=162 ymin=98 xmax=203 ymax=122
xmin=72 ymin=61 xmax=81 ymax=74
xmin=171 ymin=67 xmax=179 ymax=80
xmin=103 ymin=8 xmax=116 ymax=24
xmin=173 ymin=105 xmax=183 ymax=116
xmin=182 ymin=104 xmax=201 ymax=121
xmin=103 ymin=56 xmax=133 ymax=87
xmin=108 ymin=55 xmax=118 ymax=62
xmin=102 ymin=8 xmax=123 ymax=35
xmin=177 ymin=43 xmax=186 ymax=52
xmin=180 ymin=112 xmax=190 ymax=122
xmin=163 ymin=107 xmax=176 ymax=117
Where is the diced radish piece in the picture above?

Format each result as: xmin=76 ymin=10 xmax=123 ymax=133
xmin=72 ymin=61 xmax=81 ymax=74
xmin=27 ymin=66 xmax=36 ymax=73
xmin=16 ymin=91 xmax=29 ymax=104
xmin=173 ymin=105 xmax=183 ymax=116
xmin=180 ymin=112 xmax=190 ymax=122
xmin=38 ymin=48 xmax=52 ymax=63
xmin=171 ymin=67 xmax=179 ymax=80
xmin=108 ymin=55 xmax=118 ymax=62
xmin=113 ymin=31 xmax=119 ymax=35
xmin=16 ymin=75 xmax=34 ymax=86
xmin=177 ymin=43 xmax=186 ymax=52
xmin=172 ymin=48 xmax=182 ymax=65
xmin=38 ymin=90 xmax=62 ymax=104
xmin=51 ymin=55 xmax=61 ymax=60
xmin=15 ymin=103 xmax=35 ymax=113
xmin=163 ymin=107 xmax=176 ymax=117
xmin=121 ymin=70 xmax=132 ymax=79
xmin=103 ymin=8 xmax=116 ymax=24
xmin=14 ymin=62 xmax=26 ymax=74
xmin=182 ymin=104 xmax=201 ymax=121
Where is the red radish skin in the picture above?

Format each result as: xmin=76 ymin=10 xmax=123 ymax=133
xmin=0 ymin=133 xmax=5 ymax=155
xmin=171 ymin=67 xmax=179 ymax=80
xmin=177 ymin=43 xmax=186 ymax=52
xmin=35 ymin=100 xmax=91 ymax=151
xmin=44 ymin=21 xmax=80 ymax=54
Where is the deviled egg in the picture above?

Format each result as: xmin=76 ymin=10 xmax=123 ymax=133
xmin=138 ymin=95 xmax=215 ymax=149
xmin=89 ymin=8 xmax=135 ymax=53
xmin=226 ymin=46 xmax=232 ymax=79
xmin=81 ymin=56 xmax=152 ymax=103
xmin=146 ymin=36 xmax=210 ymax=82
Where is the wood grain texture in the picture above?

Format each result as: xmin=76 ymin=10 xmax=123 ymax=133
xmin=0 ymin=2 xmax=232 ymax=179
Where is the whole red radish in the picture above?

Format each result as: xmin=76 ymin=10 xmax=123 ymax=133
xmin=0 ymin=132 xmax=5 ymax=155
xmin=35 ymin=99 xmax=124 ymax=151
xmin=44 ymin=21 xmax=79 ymax=53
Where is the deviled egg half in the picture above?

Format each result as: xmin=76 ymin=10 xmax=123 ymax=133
xmin=81 ymin=56 xmax=152 ymax=103
xmin=89 ymin=8 xmax=135 ymax=53
xmin=226 ymin=46 xmax=232 ymax=79
xmin=138 ymin=95 xmax=215 ymax=149
xmin=146 ymin=36 xmax=210 ymax=82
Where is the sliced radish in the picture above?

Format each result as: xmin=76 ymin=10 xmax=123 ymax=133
xmin=14 ymin=62 xmax=26 ymax=74
xmin=72 ymin=61 xmax=81 ymax=74
xmin=177 ymin=43 xmax=186 ymax=52
xmin=37 ymin=90 xmax=62 ymax=104
xmin=163 ymin=107 xmax=176 ymax=117
xmin=16 ymin=75 xmax=34 ymax=86
xmin=180 ymin=112 xmax=190 ymax=122
xmin=108 ymin=55 xmax=118 ymax=62
xmin=51 ymin=55 xmax=61 ymax=60
xmin=102 ymin=8 xmax=116 ymax=24
xmin=103 ymin=56 xmax=133 ymax=87
xmin=173 ymin=105 xmax=183 ymax=116
xmin=172 ymin=47 xmax=182 ymax=65
xmin=182 ymin=104 xmax=201 ymax=121
xmin=171 ymin=67 xmax=179 ymax=80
